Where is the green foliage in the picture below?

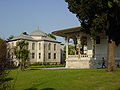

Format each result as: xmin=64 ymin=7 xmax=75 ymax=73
xmin=7 ymin=35 xmax=14 ymax=40
xmin=22 ymin=32 xmax=28 ymax=35
xmin=9 ymin=69 xmax=120 ymax=90
xmin=65 ymin=0 xmax=120 ymax=44
xmin=65 ymin=0 xmax=120 ymax=71
xmin=30 ymin=62 xmax=63 ymax=66
xmin=30 ymin=64 xmax=65 ymax=69
xmin=0 ymin=38 xmax=10 ymax=89
xmin=47 ymin=33 xmax=56 ymax=40
xmin=108 ymin=1 xmax=113 ymax=8
xmin=14 ymin=40 xmax=30 ymax=70
xmin=64 ymin=45 xmax=76 ymax=55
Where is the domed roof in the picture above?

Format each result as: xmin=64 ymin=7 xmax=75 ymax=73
xmin=30 ymin=30 xmax=46 ymax=36
xmin=11 ymin=33 xmax=34 ymax=41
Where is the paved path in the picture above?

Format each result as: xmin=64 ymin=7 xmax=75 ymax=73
xmin=31 ymin=67 xmax=66 ymax=70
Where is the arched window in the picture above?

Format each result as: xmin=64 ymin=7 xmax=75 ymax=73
xmin=32 ymin=43 xmax=35 ymax=50
xmin=48 ymin=43 xmax=51 ymax=50
xmin=39 ymin=43 xmax=41 ymax=50
xmin=54 ymin=44 xmax=56 ymax=51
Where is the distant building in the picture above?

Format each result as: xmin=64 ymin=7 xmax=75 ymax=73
xmin=7 ymin=29 xmax=64 ymax=66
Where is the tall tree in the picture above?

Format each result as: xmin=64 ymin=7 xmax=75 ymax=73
xmin=0 ymin=38 xmax=10 ymax=89
xmin=13 ymin=40 xmax=30 ymax=70
xmin=65 ymin=0 xmax=120 ymax=71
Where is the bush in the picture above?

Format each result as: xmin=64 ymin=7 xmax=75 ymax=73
xmin=30 ymin=62 xmax=62 ymax=66
xmin=30 ymin=64 xmax=65 ymax=69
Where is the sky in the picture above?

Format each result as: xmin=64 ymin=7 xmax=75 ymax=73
xmin=0 ymin=0 xmax=80 ymax=42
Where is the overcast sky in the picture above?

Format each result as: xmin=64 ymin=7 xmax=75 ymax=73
xmin=0 ymin=0 xmax=79 ymax=42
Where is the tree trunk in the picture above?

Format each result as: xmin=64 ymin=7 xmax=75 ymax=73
xmin=107 ymin=39 xmax=116 ymax=72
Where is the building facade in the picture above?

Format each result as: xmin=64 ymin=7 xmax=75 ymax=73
xmin=52 ymin=26 xmax=120 ymax=68
xmin=8 ymin=30 xmax=64 ymax=66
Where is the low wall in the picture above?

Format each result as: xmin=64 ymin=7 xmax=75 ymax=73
xmin=66 ymin=60 xmax=90 ymax=68
xmin=65 ymin=59 xmax=120 ymax=69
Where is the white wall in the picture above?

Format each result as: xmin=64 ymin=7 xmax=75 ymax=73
xmin=8 ymin=39 xmax=62 ymax=64
xmin=116 ymin=44 xmax=120 ymax=60
xmin=87 ymin=37 xmax=93 ymax=57
xmin=95 ymin=37 xmax=108 ymax=60
xmin=43 ymin=41 xmax=61 ymax=63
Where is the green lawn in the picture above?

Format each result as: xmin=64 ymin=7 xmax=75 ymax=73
xmin=8 ymin=69 xmax=120 ymax=90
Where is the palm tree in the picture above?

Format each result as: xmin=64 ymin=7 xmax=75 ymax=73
xmin=13 ymin=40 xmax=30 ymax=70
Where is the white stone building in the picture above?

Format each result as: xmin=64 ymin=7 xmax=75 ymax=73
xmin=8 ymin=30 xmax=64 ymax=65
xmin=52 ymin=26 xmax=120 ymax=68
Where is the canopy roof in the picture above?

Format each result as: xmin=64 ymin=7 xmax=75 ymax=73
xmin=52 ymin=26 xmax=107 ymax=39
xmin=52 ymin=26 xmax=89 ymax=39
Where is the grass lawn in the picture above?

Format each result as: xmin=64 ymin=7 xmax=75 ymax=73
xmin=8 ymin=68 xmax=120 ymax=90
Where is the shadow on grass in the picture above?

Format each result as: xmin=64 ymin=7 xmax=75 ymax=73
xmin=41 ymin=88 xmax=55 ymax=90
xmin=24 ymin=88 xmax=55 ymax=90
xmin=5 ymin=77 xmax=14 ymax=82
xmin=24 ymin=88 xmax=38 ymax=90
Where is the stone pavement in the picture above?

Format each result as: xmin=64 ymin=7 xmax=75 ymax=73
xmin=31 ymin=67 xmax=66 ymax=70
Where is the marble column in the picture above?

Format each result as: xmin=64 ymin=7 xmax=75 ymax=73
xmin=73 ymin=38 xmax=77 ymax=55
xmin=65 ymin=37 xmax=69 ymax=59
xmin=77 ymin=36 xmax=81 ymax=58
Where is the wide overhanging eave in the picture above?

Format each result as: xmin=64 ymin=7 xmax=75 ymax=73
xmin=52 ymin=26 xmax=81 ymax=37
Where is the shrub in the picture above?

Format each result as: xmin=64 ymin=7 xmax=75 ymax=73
xmin=30 ymin=64 xmax=65 ymax=69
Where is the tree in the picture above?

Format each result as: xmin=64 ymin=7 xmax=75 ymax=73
xmin=7 ymin=35 xmax=14 ymax=41
xmin=47 ymin=33 xmax=56 ymax=40
xmin=0 ymin=38 xmax=10 ymax=89
xmin=65 ymin=0 xmax=120 ymax=71
xmin=13 ymin=40 xmax=30 ymax=70
xmin=22 ymin=32 xmax=28 ymax=35
xmin=64 ymin=45 xmax=76 ymax=55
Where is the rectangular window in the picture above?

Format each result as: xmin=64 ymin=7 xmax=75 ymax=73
xmin=32 ymin=53 xmax=35 ymax=59
xmin=39 ymin=43 xmax=41 ymax=50
xmin=54 ymin=44 xmax=56 ymax=51
xmin=32 ymin=43 xmax=35 ymax=50
xmin=54 ymin=53 xmax=56 ymax=59
xmin=39 ymin=53 xmax=41 ymax=59
xmin=48 ymin=53 xmax=51 ymax=59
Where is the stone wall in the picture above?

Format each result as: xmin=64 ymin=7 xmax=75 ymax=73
xmin=66 ymin=59 xmax=120 ymax=69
